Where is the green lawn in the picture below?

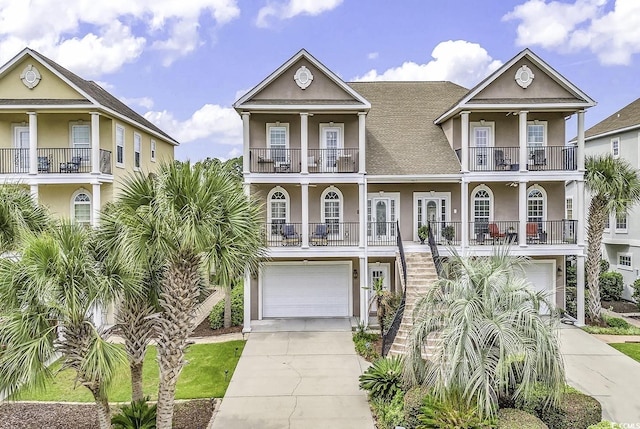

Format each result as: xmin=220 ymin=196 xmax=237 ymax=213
xmin=610 ymin=343 xmax=640 ymax=363
xmin=16 ymin=341 xmax=245 ymax=402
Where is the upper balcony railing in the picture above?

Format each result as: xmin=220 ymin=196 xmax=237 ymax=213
xmin=250 ymin=147 xmax=359 ymax=174
xmin=457 ymin=146 xmax=577 ymax=172
xmin=0 ymin=148 xmax=112 ymax=175
xmin=264 ymin=222 xmax=360 ymax=247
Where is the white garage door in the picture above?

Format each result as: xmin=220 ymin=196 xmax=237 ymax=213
xmin=522 ymin=262 xmax=555 ymax=315
xmin=262 ymin=263 xmax=351 ymax=318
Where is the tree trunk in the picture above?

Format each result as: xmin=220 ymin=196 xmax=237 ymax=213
xmin=156 ymin=253 xmax=202 ymax=429
xmin=224 ymin=282 xmax=233 ymax=329
xmin=131 ymin=361 xmax=144 ymax=402
xmin=586 ymin=195 xmax=608 ymax=322
xmin=90 ymin=388 xmax=112 ymax=429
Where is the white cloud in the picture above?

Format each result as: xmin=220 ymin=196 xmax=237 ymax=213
xmin=0 ymin=0 xmax=241 ymax=76
xmin=504 ymin=0 xmax=640 ymax=65
xmin=256 ymin=0 xmax=343 ymax=28
xmin=367 ymin=52 xmax=379 ymax=60
xmin=144 ymin=104 xmax=242 ymax=146
xmin=120 ymin=96 xmax=155 ymax=110
xmin=352 ymin=40 xmax=503 ymax=88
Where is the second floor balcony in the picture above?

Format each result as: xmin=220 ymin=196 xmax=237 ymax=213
xmin=0 ymin=147 xmax=112 ymax=175
xmin=250 ymin=147 xmax=359 ymax=174
xmin=460 ymin=145 xmax=577 ymax=172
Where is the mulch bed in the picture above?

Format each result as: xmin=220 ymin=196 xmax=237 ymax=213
xmin=602 ymin=300 xmax=639 ymax=314
xmin=0 ymin=399 xmax=215 ymax=429
xmin=190 ymin=319 xmax=243 ymax=338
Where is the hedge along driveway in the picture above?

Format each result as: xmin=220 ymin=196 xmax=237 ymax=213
xmin=17 ymin=341 xmax=245 ymax=402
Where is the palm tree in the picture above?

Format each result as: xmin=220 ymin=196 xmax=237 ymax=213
xmin=0 ymin=185 xmax=49 ymax=253
xmin=585 ymin=154 xmax=640 ymax=322
xmin=109 ymin=161 xmax=264 ymax=428
xmin=0 ymin=222 xmax=134 ymax=429
xmin=404 ymin=248 xmax=565 ymax=419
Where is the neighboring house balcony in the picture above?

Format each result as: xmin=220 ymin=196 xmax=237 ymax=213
xmin=459 ymin=145 xmax=576 ymax=172
xmin=263 ymin=221 xmax=398 ymax=248
xmin=250 ymin=147 xmax=359 ymax=174
xmin=428 ymin=219 xmax=577 ymax=247
xmin=0 ymin=147 xmax=112 ymax=175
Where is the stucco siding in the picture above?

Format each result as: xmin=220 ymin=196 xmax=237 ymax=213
xmin=0 ymin=57 xmax=86 ymax=100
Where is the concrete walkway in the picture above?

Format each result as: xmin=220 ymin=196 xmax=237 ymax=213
xmin=560 ymin=324 xmax=640 ymax=423
xmin=210 ymin=318 xmax=375 ymax=429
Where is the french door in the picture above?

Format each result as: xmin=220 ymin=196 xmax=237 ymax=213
xmin=14 ymin=126 xmax=29 ymax=172
xmin=322 ymin=127 xmax=341 ymax=172
xmin=368 ymin=263 xmax=390 ymax=313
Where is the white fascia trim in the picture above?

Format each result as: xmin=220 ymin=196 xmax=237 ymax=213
xmin=0 ymin=104 xmax=97 ymax=110
xmin=244 ymin=174 xmax=364 ymax=185
xmin=584 ymin=125 xmax=640 ymax=142
xmin=466 ymin=171 xmax=582 ymax=181
xmin=234 ymin=49 xmax=371 ymax=109
xmin=236 ymin=104 xmax=369 ymax=112
xmin=437 ymin=104 xmax=594 ymax=123
xmin=265 ymin=248 xmax=366 ymax=258
xmin=0 ymin=174 xmax=114 ymax=185
xmin=603 ymin=237 xmax=640 ymax=246
xmin=438 ymin=245 xmax=583 ymax=257
xmin=366 ymin=174 xmax=461 ymax=183
xmin=98 ymin=106 xmax=179 ymax=146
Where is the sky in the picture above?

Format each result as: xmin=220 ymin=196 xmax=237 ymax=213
xmin=0 ymin=0 xmax=639 ymax=161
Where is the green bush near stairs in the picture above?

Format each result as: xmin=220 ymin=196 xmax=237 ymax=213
xmin=208 ymin=283 xmax=243 ymax=330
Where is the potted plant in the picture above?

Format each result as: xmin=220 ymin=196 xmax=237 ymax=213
xmin=418 ymin=225 xmax=429 ymax=244
xmin=442 ymin=225 xmax=455 ymax=244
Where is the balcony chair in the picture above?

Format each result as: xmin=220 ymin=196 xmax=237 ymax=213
xmin=281 ymin=224 xmax=300 ymax=246
xmin=531 ymin=149 xmax=546 ymax=169
xmin=526 ymin=222 xmax=539 ymax=243
xmin=310 ymin=223 xmax=328 ymax=246
xmin=60 ymin=156 xmax=82 ymax=173
xmin=488 ymin=223 xmax=506 ymax=244
xmin=307 ymin=155 xmax=320 ymax=173
xmin=37 ymin=156 xmax=50 ymax=173
xmin=494 ymin=149 xmax=508 ymax=170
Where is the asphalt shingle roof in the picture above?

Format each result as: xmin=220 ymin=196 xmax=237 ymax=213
xmin=584 ymin=96 xmax=640 ymax=139
xmin=347 ymin=81 xmax=468 ymax=175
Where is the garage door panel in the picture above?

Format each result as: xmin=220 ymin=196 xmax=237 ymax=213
xmin=262 ymin=263 xmax=350 ymax=318
xmin=521 ymin=263 xmax=554 ymax=315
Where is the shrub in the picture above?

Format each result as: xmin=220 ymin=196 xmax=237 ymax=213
xmin=208 ymin=283 xmax=243 ymax=330
xmin=403 ymin=386 xmax=428 ymax=429
xmin=633 ymin=279 xmax=640 ymax=310
xmin=538 ymin=392 xmax=601 ymax=429
xmin=588 ymin=422 xmax=624 ymax=429
xmin=603 ymin=315 xmax=630 ymax=329
xmin=599 ymin=271 xmax=623 ymax=302
xmin=381 ymin=293 xmax=403 ymax=331
xmin=359 ymin=355 xmax=404 ymax=401
xmin=417 ymin=394 xmax=496 ymax=429
xmin=600 ymin=259 xmax=610 ymax=274
xmin=353 ymin=330 xmax=380 ymax=361
xmin=111 ymin=397 xmax=157 ymax=429
xmin=371 ymin=390 xmax=405 ymax=429
xmin=497 ymin=409 xmax=548 ymax=429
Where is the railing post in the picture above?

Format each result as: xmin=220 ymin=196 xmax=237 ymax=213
xmin=301 ymin=182 xmax=309 ymax=248
xmin=28 ymin=112 xmax=37 ymax=175
xmin=91 ymin=112 xmax=100 ymax=174
xmin=301 ymin=113 xmax=308 ymax=174
xmin=242 ymin=112 xmax=250 ymax=174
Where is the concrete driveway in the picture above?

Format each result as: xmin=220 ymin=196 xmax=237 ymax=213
xmin=210 ymin=318 xmax=375 ymax=429
xmin=560 ymin=324 xmax=640 ymax=423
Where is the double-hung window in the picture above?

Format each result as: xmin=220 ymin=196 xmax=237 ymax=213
xmin=615 ymin=212 xmax=628 ymax=233
xmin=618 ymin=253 xmax=632 ymax=270
xmin=116 ymin=125 xmax=125 ymax=167
xmin=267 ymin=123 xmax=288 ymax=165
xmin=611 ymin=138 xmax=620 ymax=158
xmin=151 ymin=140 xmax=156 ymax=162
xmin=73 ymin=191 xmax=91 ymax=227
xmin=134 ymin=133 xmax=141 ymax=170
xmin=71 ymin=123 xmax=90 ymax=165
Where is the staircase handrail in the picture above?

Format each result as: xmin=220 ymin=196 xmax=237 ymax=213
xmin=428 ymin=221 xmax=445 ymax=278
xmin=382 ymin=221 xmax=407 ymax=356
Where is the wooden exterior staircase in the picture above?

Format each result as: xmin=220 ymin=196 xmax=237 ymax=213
xmin=388 ymin=251 xmax=439 ymax=356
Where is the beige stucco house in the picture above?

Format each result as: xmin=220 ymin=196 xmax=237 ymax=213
xmin=0 ymin=48 xmax=178 ymax=227
xmin=235 ymin=48 xmax=595 ymax=329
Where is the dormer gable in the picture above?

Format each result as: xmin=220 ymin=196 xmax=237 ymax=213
xmin=234 ymin=49 xmax=370 ymax=111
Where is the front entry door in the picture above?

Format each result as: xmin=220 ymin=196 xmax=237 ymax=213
xmin=424 ymin=199 xmax=440 ymax=241
xmin=14 ymin=126 xmax=29 ymax=172
xmin=371 ymin=197 xmax=391 ymax=241
xmin=368 ymin=263 xmax=390 ymax=313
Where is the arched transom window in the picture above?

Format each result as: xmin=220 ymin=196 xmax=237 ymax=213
xmin=268 ymin=188 xmax=289 ymax=235
xmin=527 ymin=188 xmax=545 ymax=224
xmin=73 ymin=191 xmax=91 ymax=226
xmin=322 ymin=188 xmax=343 ymax=236
xmin=472 ymin=188 xmax=491 ymax=224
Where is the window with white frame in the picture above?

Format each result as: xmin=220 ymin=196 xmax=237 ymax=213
xmin=565 ymin=197 xmax=573 ymax=220
xmin=322 ymin=188 xmax=342 ymax=236
xmin=611 ymin=138 xmax=620 ymax=158
xmin=472 ymin=188 xmax=491 ymax=224
xmin=320 ymin=123 xmax=344 ymax=171
xmin=72 ymin=191 xmax=91 ymax=226
xmin=471 ymin=122 xmax=494 ymax=168
xmin=116 ymin=125 xmax=125 ymax=167
xmin=527 ymin=187 xmax=546 ymax=227
xmin=605 ymin=215 xmax=610 ymax=231
xmin=151 ymin=140 xmax=156 ymax=162
xmin=527 ymin=122 xmax=546 ymax=147
xmin=70 ymin=123 xmax=90 ymax=163
xmin=268 ymin=187 xmax=289 ymax=236
xmin=267 ymin=123 xmax=289 ymax=164
xmin=618 ymin=253 xmax=632 ymax=270
xmin=134 ymin=133 xmax=141 ymax=169
xmin=615 ymin=212 xmax=628 ymax=233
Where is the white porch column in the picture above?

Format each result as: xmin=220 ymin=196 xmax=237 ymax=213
xmin=460 ymin=180 xmax=469 ymax=249
xmin=242 ymin=112 xmax=251 ymax=174
xmin=460 ymin=111 xmax=470 ymax=173
xmin=519 ymin=180 xmax=528 ymax=246
xmin=576 ymin=254 xmax=586 ymax=326
xmin=91 ymin=112 xmax=100 ymax=174
xmin=300 ymin=113 xmax=309 ymax=174
xmin=577 ymin=110 xmax=585 ymax=171
xmin=27 ymin=112 xmax=37 ymax=175
xmin=359 ymin=181 xmax=366 ymax=248
xmin=30 ymin=184 xmax=39 ymax=202
xmin=92 ymin=183 xmax=101 ymax=227
xmin=301 ymin=182 xmax=309 ymax=248
xmin=519 ymin=111 xmax=528 ymax=173
xmin=576 ymin=180 xmax=585 ymax=246
xmin=358 ymin=112 xmax=366 ymax=174
xmin=243 ymin=266 xmax=252 ymax=332
xmin=360 ymin=256 xmax=368 ymax=327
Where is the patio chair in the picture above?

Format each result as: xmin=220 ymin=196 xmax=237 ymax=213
xmin=532 ymin=148 xmax=546 ymax=169
xmin=526 ymin=222 xmax=539 ymax=243
xmin=488 ymin=223 xmax=505 ymax=243
xmin=281 ymin=224 xmax=300 ymax=246
xmin=37 ymin=156 xmax=50 ymax=173
xmin=310 ymin=224 xmax=328 ymax=246
xmin=60 ymin=156 xmax=82 ymax=173
xmin=494 ymin=149 xmax=508 ymax=170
